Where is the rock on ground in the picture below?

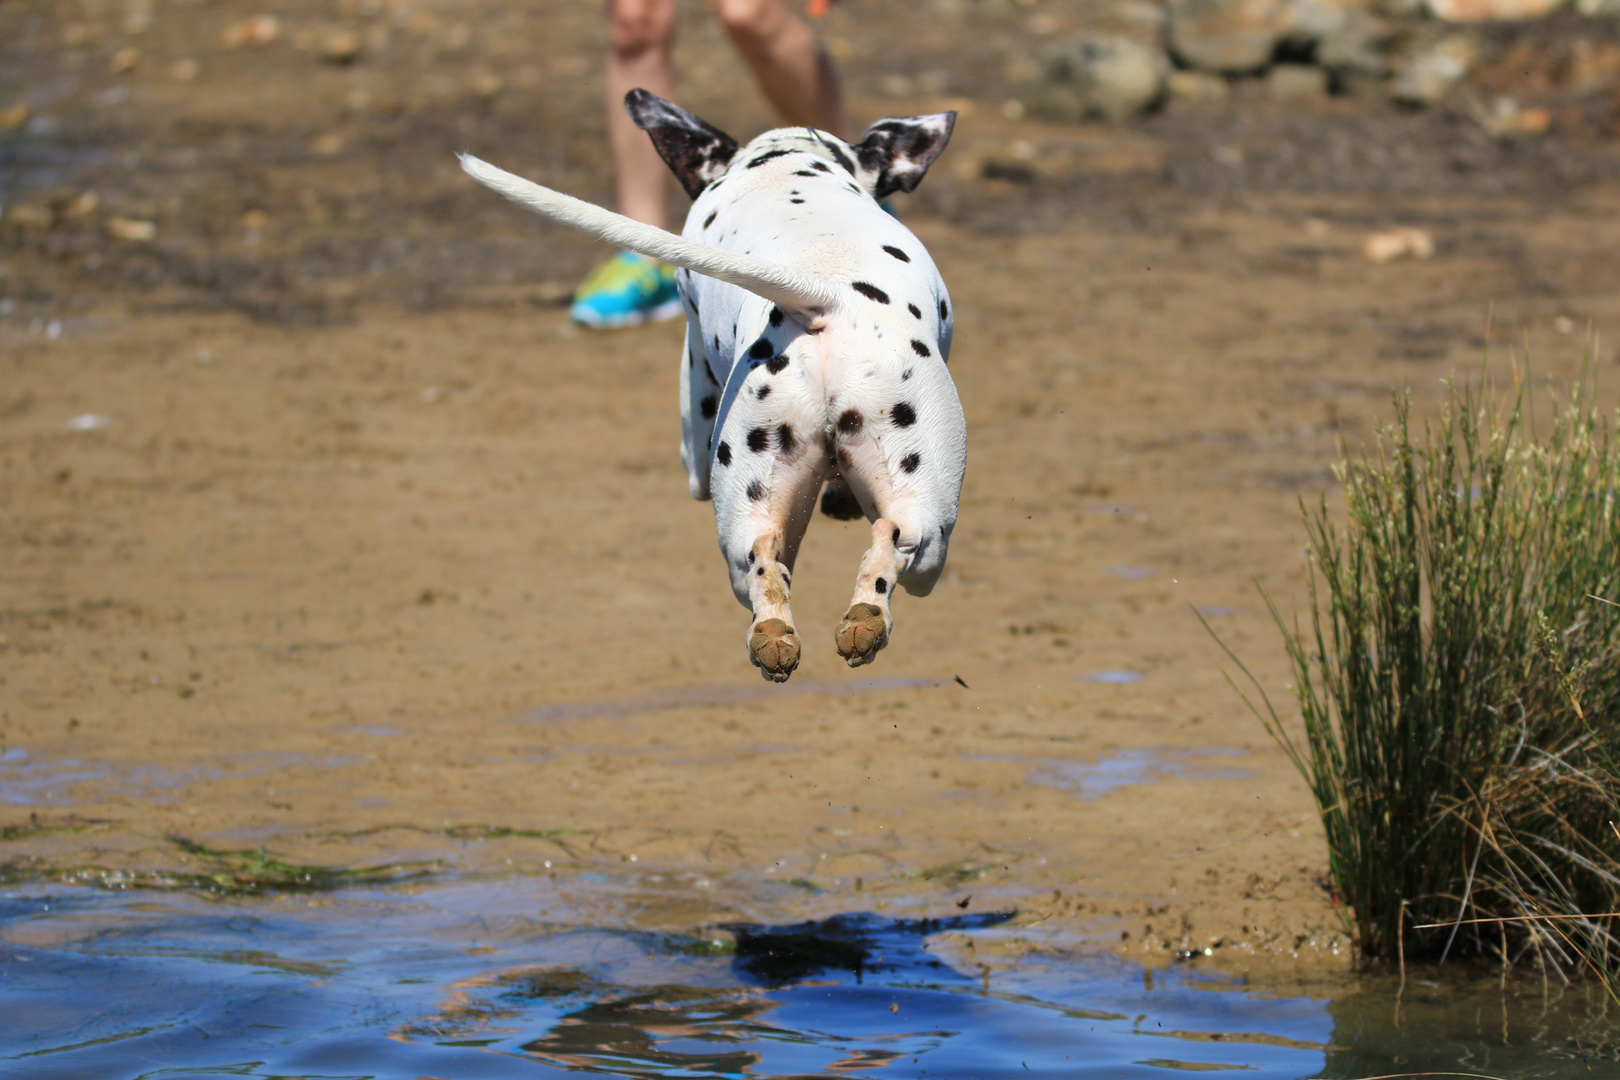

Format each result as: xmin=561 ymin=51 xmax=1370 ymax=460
xmin=1025 ymin=35 xmax=1170 ymax=121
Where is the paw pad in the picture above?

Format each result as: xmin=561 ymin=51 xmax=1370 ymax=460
xmin=749 ymin=618 xmax=800 ymax=682
xmin=836 ymin=602 xmax=889 ymax=667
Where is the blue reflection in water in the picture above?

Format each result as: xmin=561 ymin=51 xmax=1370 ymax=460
xmin=0 ymin=883 xmax=1330 ymax=1079
xmin=1 ymin=881 xmax=1614 ymax=1079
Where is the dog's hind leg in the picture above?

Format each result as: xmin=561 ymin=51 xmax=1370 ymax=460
xmin=714 ymin=364 xmax=830 ymax=682
xmin=735 ymin=462 xmax=823 ymax=680
xmin=835 ymin=518 xmax=910 ymax=667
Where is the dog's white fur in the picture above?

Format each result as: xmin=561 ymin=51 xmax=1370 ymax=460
xmin=461 ymin=93 xmax=965 ymax=681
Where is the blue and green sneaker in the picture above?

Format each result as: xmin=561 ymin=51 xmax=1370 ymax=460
xmin=570 ymin=251 xmax=682 ymax=329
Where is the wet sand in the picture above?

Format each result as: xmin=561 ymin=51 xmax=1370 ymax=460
xmin=5 ymin=0 xmax=1620 ymax=974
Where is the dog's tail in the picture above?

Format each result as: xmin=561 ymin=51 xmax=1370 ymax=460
xmin=459 ymin=153 xmax=839 ymax=321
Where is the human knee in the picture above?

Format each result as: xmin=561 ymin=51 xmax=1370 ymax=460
xmin=607 ymin=0 xmax=677 ymax=55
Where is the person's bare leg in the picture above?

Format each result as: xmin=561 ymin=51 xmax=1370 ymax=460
xmin=606 ymin=0 xmax=678 ymax=228
xmin=717 ymin=0 xmax=851 ymax=141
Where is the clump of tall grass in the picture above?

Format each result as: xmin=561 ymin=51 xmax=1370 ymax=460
xmin=1214 ymin=369 xmax=1620 ymax=982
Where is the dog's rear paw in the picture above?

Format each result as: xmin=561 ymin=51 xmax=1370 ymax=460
xmin=835 ymin=603 xmax=889 ymax=667
xmin=749 ymin=618 xmax=801 ymax=682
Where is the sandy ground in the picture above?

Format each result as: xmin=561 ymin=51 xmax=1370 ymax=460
xmin=5 ymin=0 xmax=1620 ymax=976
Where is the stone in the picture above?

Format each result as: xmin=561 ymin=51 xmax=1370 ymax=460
xmin=1316 ymin=10 xmax=1392 ymax=82
xmin=1168 ymin=69 xmax=1232 ymax=102
xmin=1391 ymin=35 xmax=1477 ymax=106
xmin=1166 ymin=0 xmax=1293 ymax=74
xmin=221 ymin=15 xmax=278 ymax=49
xmin=1362 ymin=227 xmax=1434 ymax=262
xmin=1477 ymin=96 xmax=1551 ymax=136
xmin=106 ymin=217 xmax=157 ymax=242
xmin=1028 ymin=35 xmax=1169 ymax=121
xmin=1267 ymin=63 xmax=1329 ymax=100
xmin=1427 ymin=0 xmax=1561 ymax=19
xmin=320 ymin=30 xmax=362 ymax=64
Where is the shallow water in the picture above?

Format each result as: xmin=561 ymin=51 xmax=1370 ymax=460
xmin=3 ymin=879 xmax=1616 ymax=1080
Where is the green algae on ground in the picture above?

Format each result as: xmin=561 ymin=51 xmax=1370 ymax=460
xmin=1 ymin=834 xmax=442 ymax=895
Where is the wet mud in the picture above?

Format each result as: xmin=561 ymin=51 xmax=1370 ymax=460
xmin=4 ymin=0 xmax=1620 ymax=994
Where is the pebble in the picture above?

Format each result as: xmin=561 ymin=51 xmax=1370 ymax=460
xmin=1391 ymin=35 xmax=1477 ymax=106
xmin=1026 ymin=35 xmax=1169 ymax=122
xmin=106 ymin=217 xmax=157 ymax=242
xmin=320 ymin=31 xmax=363 ymax=64
xmin=1477 ymin=96 xmax=1551 ymax=136
xmin=222 ymin=15 xmax=279 ymax=49
xmin=1166 ymin=0 xmax=1293 ymax=75
xmin=1168 ymin=69 xmax=1231 ymax=102
xmin=1315 ymin=10 xmax=1392 ymax=93
xmin=1266 ymin=63 xmax=1329 ymax=100
xmin=1362 ymin=227 xmax=1434 ymax=262
xmin=1427 ymin=0 xmax=1562 ymax=19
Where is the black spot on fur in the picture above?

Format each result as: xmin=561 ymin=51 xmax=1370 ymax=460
xmin=908 ymin=303 xmax=922 ymax=319
xmin=939 ymin=299 xmax=949 ymax=321
xmin=769 ymin=306 xmax=784 ymax=327
xmin=747 ymin=427 xmax=770 ymax=452
xmin=882 ymin=245 xmax=911 ymax=263
xmin=828 ymin=145 xmax=855 ymax=173
xmin=746 ymin=480 xmax=766 ymax=501
xmin=777 ymin=424 xmax=796 ymax=453
xmin=900 ymin=452 xmax=921 ymax=474
xmin=875 ymin=577 xmax=888 ymax=594
xmin=811 ymin=159 xmax=832 ymax=173
xmin=793 ymin=169 xmax=817 ymax=177
xmin=757 ymin=384 xmax=771 ymax=400
xmin=837 ymin=446 xmax=853 ymax=469
xmin=703 ymin=210 xmax=717 ymax=229
xmin=747 ymin=149 xmax=793 ymax=168
xmin=749 ymin=338 xmax=773 ymax=360
xmin=712 ymin=334 xmax=720 ymax=350
xmin=851 ymin=281 xmax=890 ymax=304
xmin=717 ymin=442 xmax=732 ymax=466
xmin=910 ymin=339 xmax=931 ymax=358
xmin=766 ymin=354 xmax=789 ymax=375
xmin=789 ymin=198 xmax=804 ymax=204
xmin=837 ymin=409 xmax=863 ymax=435
xmin=901 ymin=368 xmax=913 ymax=380
xmin=700 ymin=395 xmax=717 ymax=419
xmin=892 ymin=402 xmax=917 ymax=427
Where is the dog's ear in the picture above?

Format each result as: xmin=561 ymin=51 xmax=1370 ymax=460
xmin=853 ymin=112 xmax=956 ymax=201
xmin=624 ymin=89 xmax=741 ymax=199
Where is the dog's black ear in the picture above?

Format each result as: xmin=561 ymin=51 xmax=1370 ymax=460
xmin=624 ymin=89 xmax=741 ymax=199
xmin=853 ymin=112 xmax=956 ymax=201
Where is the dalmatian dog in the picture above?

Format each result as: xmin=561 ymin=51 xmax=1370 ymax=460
xmin=460 ymin=90 xmax=965 ymax=682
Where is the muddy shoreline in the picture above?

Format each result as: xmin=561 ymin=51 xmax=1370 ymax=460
xmin=6 ymin=0 xmax=1620 ymax=977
